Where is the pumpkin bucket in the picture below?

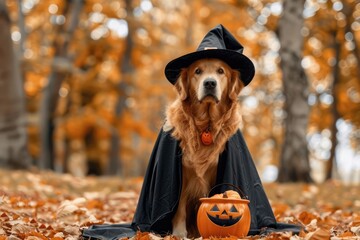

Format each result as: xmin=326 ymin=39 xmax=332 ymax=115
xmin=197 ymin=184 xmax=251 ymax=238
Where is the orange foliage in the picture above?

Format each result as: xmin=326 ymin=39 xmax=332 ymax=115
xmin=4 ymin=0 xmax=359 ymax=176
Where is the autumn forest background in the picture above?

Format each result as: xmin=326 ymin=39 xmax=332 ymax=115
xmin=0 ymin=0 xmax=360 ymax=239
xmin=1 ymin=0 xmax=359 ymax=183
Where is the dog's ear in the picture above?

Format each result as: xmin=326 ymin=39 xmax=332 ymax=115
xmin=175 ymin=69 xmax=188 ymax=101
xmin=229 ymin=70 xmax=244 ymax=101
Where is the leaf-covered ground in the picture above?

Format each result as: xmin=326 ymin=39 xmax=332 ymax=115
xmin=0 ymin=169 xmax=359 ymax=240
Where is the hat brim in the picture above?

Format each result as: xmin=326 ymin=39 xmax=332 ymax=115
xmin=164 ymin=49 xmax=255 ymax=86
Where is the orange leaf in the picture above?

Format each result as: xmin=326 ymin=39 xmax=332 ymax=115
xmin=352 ymin=216 xmax=360 ymax=227
xmin=163 ymin=236 xmax=178 ymax=240
xmin=299 ymin=211 xmax=318 ymax=225
xmin=26 ymin=231 xmax=48 ymax=240
xmin=339 ymin=231 xmax=355 ymax=237
xmin=308 ymin=228 xmax=331 ymax=240
xmin=135 ymin=231 xmax=151 ymax=240
xmin=86 ymin=199 xmax=104 ymax=210
xmin=272 ymin=202 xmax=289 ymax=217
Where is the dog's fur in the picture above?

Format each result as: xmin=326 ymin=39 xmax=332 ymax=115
xmin=163 ymin=58 xmax=244 ymax=238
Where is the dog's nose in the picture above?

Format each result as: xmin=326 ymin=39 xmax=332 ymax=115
xmin=204 ymin=78 xmax=217 ymax=90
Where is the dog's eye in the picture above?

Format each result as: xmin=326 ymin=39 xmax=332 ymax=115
xmin=195 ymin=68 xmax=202 ymax=75
xmin=217 ymin=68 xmax=224 ymax=74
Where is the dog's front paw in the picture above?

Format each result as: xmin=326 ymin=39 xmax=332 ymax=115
xmin=172 ymin=222 xmax=187 ymax=239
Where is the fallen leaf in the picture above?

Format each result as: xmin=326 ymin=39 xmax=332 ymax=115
xmin=26 ymin=231 xmax=47 ymax=240
xmin=307 ymin=228 xmax=331 ymax=240
xmin=350 ymin=226 xmax=360 ymax=236
xmin=53 ymin=232 xmax=64 ymax=238
xmin=8 ymin=234 xmax=22 ymax=240
xmin=11 ymin=223 xmax=33 ymax=234
xmin=272 ymin=202 xmax=290 ymax=218
xmin=64 ymin=225 xmax=80 ymax=235
xmin=56 ymin=204 xmax=79 ymax=218
xmin=299 ymin=211 xmax=319 ymax=225
xmin=339 ymin=231 xmax=355 ymax=237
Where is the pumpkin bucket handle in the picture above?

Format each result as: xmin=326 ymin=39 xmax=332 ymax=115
xmin=208 ymin=183 xmax=248 ymax=200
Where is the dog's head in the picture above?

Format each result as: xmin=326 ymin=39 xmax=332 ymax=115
xmin=175 ymin=58 xmax=243 ymax=104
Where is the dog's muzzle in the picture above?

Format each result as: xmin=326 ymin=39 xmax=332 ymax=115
xmin=204 ymin=78 xmax=217 ymax=90
xmin=199 ymin=77 xmax=220 ymax=103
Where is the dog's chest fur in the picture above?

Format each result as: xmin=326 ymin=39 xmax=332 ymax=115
xmin=164 ymin=99 xmax=241 ymax=179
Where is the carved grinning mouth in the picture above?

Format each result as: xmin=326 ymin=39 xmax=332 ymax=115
xmin=206 ymin=211 xmax=242 ymax=226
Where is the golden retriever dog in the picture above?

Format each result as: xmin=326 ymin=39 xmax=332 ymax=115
xmin=163 ymin=58 xmax=244 ymax=238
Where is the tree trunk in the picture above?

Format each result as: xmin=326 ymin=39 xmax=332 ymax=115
xmin=343 ymin=2 xmax=360 ymax=78
xmin=326 ymin=30 xmax=340 ymax=181
xmin=39 ymin=0 xmax=83 ymax=170
xmin=277 ymin=0 xmax=312 ymax=182
xmin=16 ymin=0 xmax=26 ymax=54
xmin=0 ymin=0 xmax=30 ymax=169
xmin=107 ymin=0 xmax=133 ymax=175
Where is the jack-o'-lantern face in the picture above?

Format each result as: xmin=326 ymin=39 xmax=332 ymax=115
xmin=197 ymin=190 xmax=251 ymax=238
xmin=206 ymin=203 xmax=242 ymax=226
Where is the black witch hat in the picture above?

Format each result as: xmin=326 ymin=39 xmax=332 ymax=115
xmin=165 ymin=24 xmax=255 ymax=86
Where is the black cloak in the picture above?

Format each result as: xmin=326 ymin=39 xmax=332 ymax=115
xmin=82 ymin=129 xmax=301 ymax=239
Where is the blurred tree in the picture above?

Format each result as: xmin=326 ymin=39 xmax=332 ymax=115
xmin=107 ymin=0 xmax=134 ymax=175
xmin=16 ymin=0 xmax=25 ymax=54
xmin=277 ymin=0 xmax=312 ymax=182
xmin=0 ymin=0 xmax=30 ymax=168
xmin=304 ymin=0 xmax=360 ymax=181
xmin=327 ymin=0 xmax=360 ymax=180
xmin=327 ymin=29 xmax=340 ymax=180
xmin=39 ymin=0 xmax=83 ymax=171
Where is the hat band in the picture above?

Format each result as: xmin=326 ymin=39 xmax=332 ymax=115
xmin=204 ymin=47 xmax=218 ymax=50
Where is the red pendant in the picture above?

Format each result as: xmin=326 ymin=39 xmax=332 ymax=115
xmin=201 ymin=130 xmax=213 ymax=145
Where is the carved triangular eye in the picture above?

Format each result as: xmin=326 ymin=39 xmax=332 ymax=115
xmin=210 ymin=205 xmax=220 ymax=211
xmin=230 ymin=205 xmax=238 ymax=212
